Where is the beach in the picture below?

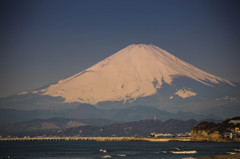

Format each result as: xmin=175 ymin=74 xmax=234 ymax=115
xmin=198 ymin=153 xmax=240 ymax=159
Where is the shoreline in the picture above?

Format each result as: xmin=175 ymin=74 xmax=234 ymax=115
xmin=0 ymin=136 xmax=239 ymax=143
xmin=197 ymin=153 xmax=240 ymax=159
xmin=0 ymin=136 xmax=190 ymax=142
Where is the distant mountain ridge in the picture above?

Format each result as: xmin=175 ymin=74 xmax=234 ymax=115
xmin=0 ymin=105 xmax=220 ymax=125
xmin=0 ymin=118 xmax=200 ymax=137
xmin=0 ymin=117 xmax=118 ymax=135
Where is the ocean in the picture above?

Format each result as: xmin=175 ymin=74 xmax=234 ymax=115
xmin=0 ymin=140 xmax=239 ymax=159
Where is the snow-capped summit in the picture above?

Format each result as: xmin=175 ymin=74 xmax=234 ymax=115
xmin=41 ymin=44 xmax=234 ymax=105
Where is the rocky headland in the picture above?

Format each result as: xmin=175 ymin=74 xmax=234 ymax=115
xmin=191 ymin=117 xmax=240 ymax=142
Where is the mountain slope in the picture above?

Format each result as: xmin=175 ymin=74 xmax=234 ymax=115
xmin=40 ymin=44 xmax=233 ymax=105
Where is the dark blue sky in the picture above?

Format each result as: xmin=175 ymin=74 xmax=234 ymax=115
xmin=1 ymin=0 xmax=240 ymax=97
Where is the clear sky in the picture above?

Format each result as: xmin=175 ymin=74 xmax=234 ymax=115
xmin=1 ymin=0 xmax=240 ymax=97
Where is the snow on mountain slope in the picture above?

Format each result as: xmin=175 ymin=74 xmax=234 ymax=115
xmin=175 ymin=88 xmax=197 ymax=99
xmin=41 ymin=44 xmax=234 ymax=105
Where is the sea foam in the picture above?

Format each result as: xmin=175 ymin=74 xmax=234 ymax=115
xmin=101 ymin=155 xmax=111 ymax=158
xmin=170 ymin=150 xmax=197 ymax=154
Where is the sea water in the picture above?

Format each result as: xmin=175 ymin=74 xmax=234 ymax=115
xmin=0 ymin=140 xmax=239 ymax=159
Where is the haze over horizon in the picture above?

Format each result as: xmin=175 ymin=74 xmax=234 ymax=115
xmin=1 ymin=0 xmax=240 ymax=98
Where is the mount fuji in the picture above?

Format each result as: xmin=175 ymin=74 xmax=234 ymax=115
xmin=1 ymin=44 xmax=239 ymax=122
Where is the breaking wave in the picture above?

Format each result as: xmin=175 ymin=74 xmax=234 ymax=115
xmin=234 ymin=149 xmax=240 ymax=152
xmin=116 ymin=154 xmax=127 ymax=157
xmin=101 ymin=155 xmax=111 ymax=158
xmin=99 ymin=149 xmax=107 ymax=153
xmin=170 ymin=150 xmax=197 ymax=154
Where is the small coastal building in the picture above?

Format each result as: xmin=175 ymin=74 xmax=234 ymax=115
xmin=235 ymin=127 xmax=240 ymax=135
xmin=224 ymin=132 xmax=233 ymax=139
xmin=150 ymin=132 xmax=174 ymax=138
xmin=176 ymin=132 xmax=191 ymax=137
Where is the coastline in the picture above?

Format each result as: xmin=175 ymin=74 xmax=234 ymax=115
xmin=197 ymin=153 xmax=240 ymax=159
xmin=0 ymin=136 xmax=190 ymax=142
xmin=1 ymin=136 xmax=239 ymax=143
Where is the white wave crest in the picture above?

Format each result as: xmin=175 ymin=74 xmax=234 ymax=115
xmin=99 ymin=149 xmax=107 ymax=153
xmin=101 ymin=155 xmax=111 ymax=158
xmin=173 ymin=147 xmax=181 ymax=150
xmin=170 ymin=150 xmax=197 ymax=154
